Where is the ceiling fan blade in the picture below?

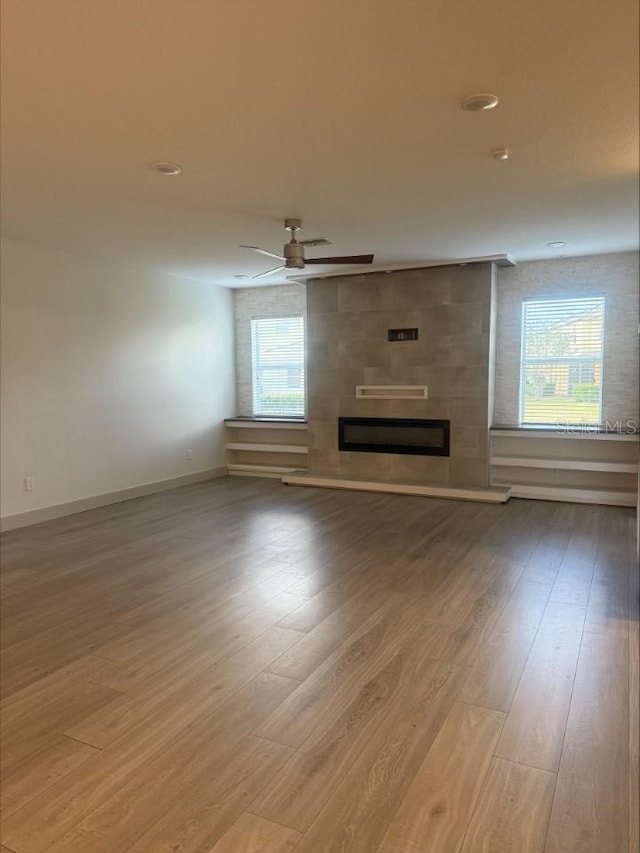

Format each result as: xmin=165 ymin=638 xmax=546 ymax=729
xmin=305 ymin=254 xmax=375 ymax=265
xmin=239 ymin=245 xmax=285 ymax=261
xmin=252 ymin=264 xmax=286 ymax=279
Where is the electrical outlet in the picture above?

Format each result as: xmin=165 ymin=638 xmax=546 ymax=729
xmin=186 ymin=449 xmax=193 ymax=461
xmin=25 ymin=476 xmax=35 ymax=491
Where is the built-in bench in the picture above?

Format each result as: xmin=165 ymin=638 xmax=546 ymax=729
xmin=225 ymin=417 xmax=309 ymax=479
xmin=490 ymin=425 xmax=638 ymax=506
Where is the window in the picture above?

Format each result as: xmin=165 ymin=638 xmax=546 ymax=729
xmin=251 ymin=315 xmax=305 ymax=416
xmin=520 ymin=296 xmax=605 ymax=425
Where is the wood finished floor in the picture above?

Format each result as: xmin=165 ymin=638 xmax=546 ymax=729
xmin=0 ymin=477 xmax=637 ymax=853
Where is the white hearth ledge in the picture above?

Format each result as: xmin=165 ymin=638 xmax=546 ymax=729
xmin=282 ymin=473 xmax=511 ymax=503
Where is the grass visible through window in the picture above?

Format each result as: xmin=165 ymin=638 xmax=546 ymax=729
xmin=251 ymin=315 xmax=305 ymax=417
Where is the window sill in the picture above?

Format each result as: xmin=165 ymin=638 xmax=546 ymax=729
xmin=491 ymin=423 xmax=637 ymax=436
xmin=225 ymin=416 xmax=307 ymax=425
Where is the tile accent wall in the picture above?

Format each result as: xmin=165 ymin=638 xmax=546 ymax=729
xmin=306 ymin=264 xmax=495 ymax=487
xmin=494 ymin=252 xmax=639 ymax=426
xmin=233 ymin=284 xmax=307 ymax=416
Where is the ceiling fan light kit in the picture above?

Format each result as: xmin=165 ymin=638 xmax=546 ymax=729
xmin=240 ymin=219 xmax=375 ymax=279
xmin=150 ymin=161 xmax=183 ymax=175
xmin=460 ymin=93 xmax=499 ymax=111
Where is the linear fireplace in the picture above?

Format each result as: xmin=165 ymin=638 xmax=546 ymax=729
xmin=338 ymin=417 xmax=450 ymax=457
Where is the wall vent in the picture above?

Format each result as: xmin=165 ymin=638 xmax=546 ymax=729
xmin=388 ymin=328 xmax=418 ymax=341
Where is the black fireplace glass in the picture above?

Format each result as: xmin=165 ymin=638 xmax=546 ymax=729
xmin=338 ymin=417 xmax=450 ymax=456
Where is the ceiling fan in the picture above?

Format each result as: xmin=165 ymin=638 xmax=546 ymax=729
xmin=240 ymin=218 xmax=374 ymax=279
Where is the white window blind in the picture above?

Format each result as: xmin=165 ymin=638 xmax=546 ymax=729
xmin=251 ymin=315 xmax=305 ymax=417
xmin=520 ymin=296 xmax=605 ymax=425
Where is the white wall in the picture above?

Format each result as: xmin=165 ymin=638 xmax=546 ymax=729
xmin=494 ymin=252 xmax=639 ymax=426
xmin=233 ymin=284 xmax=306 ymax=416
xmin=0 ymin=238 xmax=236 ymax=521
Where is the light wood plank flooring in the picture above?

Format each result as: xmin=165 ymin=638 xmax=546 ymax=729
xmin=1 ymin=477 xmax=637 ymax=852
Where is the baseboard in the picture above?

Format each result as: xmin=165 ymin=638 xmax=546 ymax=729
xmin=504 ymin=483 xmax=637 ymax=507
xmin=0 ymin=468 xmax=228 ymax=532
xmin=228 ymin=463 xmax=307 ymax=480
xmin=282 ymin=473 xmax=511 ymax=503
xmin=230 ymin=470 xmax=287 ymax=480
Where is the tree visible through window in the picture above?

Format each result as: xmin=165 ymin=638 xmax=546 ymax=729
xmin=520 ymin=296 xmax=605 ymax=425
xmin=251 ymin=315 xmax=305 ymax=416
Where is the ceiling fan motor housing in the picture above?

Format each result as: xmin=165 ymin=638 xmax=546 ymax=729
xmin=284 ymin=242 xmax=305 ymax=269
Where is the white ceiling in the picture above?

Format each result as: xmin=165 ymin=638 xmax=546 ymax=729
xmin=1 ymin=0 xmax=638 ymax=288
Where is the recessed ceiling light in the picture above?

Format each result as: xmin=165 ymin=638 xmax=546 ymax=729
xmin=546 ymin=241 xmax=567 ymax=249
xmin=233 ymin=274 xmax=249 ymax=280
xmin=492 ymin=146 xmax=510 ymax=160
xmin=150 ymin=161 xmax=182 ymax=176
xmin=460 ymin=93 xmax=499 ymax=112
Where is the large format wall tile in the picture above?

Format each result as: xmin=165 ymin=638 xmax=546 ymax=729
xmin=307 ymin=263 xmax=495 ymax=488
xmin=494 ymin=252 xmax=639 ymax=425
xmin=234 ymin=285 xmax=306 ymax=416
